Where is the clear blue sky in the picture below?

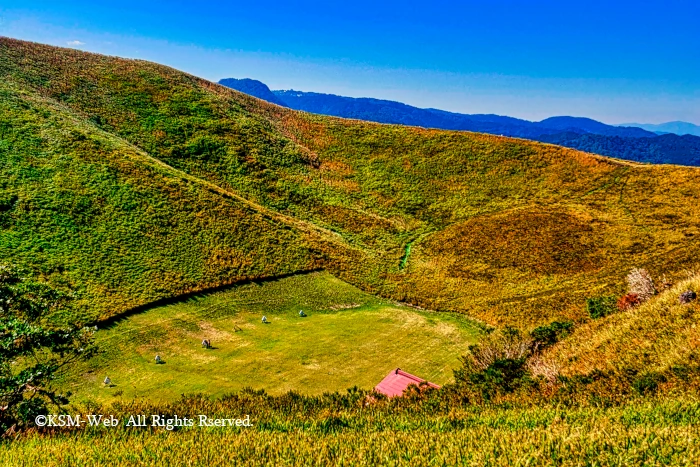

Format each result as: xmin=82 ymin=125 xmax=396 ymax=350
xmin=1 ymin=1 xmax=698 ymax=124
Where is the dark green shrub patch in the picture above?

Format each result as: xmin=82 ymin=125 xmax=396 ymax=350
xmin=530 ymin=320 xmax=573 ymax=349
xmin=586 ymin=295 xmax=617 ymax=319
xmin=631 ymin=371 xmax=667 ymax=395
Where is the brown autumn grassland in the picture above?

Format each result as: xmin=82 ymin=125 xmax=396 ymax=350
xmin=2 ymin=37 xmax=700 ymax=465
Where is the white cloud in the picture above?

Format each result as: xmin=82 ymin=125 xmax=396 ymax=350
xmin=66 ymin=40 xmax=85 ymax=46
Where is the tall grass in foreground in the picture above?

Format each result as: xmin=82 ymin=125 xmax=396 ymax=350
xmin=2 ymin=397 xmax=699 ymax=466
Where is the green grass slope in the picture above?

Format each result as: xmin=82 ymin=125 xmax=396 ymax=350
xmin=0 ymin=78 xmax=320 ymax=323
xmin=2 ymin=37 xmax=700 ymax=326
xmin=63 ymin=272 xmax=481 ymax=402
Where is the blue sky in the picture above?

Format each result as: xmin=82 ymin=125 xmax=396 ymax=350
xmin=1 ymin=0 xmax=698 ymax=124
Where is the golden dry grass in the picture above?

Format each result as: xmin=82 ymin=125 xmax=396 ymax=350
xmin=548 ymin=274 xmax=700 ymax=377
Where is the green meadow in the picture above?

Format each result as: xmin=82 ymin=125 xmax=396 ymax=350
xmin=65 ymin=272 xmax=481 ymax=402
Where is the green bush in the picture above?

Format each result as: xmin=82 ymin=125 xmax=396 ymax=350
xmin=0 ymin=265 xmax=96 ymax=435
xmin=454 ymin=327 xmax=533 ymax=399
xmin=632 ymin=372 xmax=667 ymax=395
xmin=530 ymin=320 xmax=573 ymax=348
xmin=467 ymin=358 xmax=529 ymax=398
xmin=586 ymin=296 xmax=617 ymax=319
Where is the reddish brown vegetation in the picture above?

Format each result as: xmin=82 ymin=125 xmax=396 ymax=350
xmin=617 ymin=293 xmax=641 ymax=311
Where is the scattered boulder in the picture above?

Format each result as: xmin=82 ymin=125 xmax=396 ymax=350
xmin=299 ymin=310 xmax=307 ymax=317
xmin=155 ymin=354 xmax=163 ymax=364
xmin=201 ymin=339 xmax=211 ymax=349
xmin=104 ymin=376 xmax=112 ymax=387
xmin=679 ymin=290 xmax=697 ymax=304
xmin=262 ymin=316 xmax=268 ymax=323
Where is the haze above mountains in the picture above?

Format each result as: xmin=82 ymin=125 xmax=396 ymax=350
xmin=219 ymin=78 xmax=700 ymax=166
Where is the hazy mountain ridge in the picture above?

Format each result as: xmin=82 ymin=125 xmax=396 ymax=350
xmin=271 ymin=89 xmax=656 ymax=138
xmin=537 ymin=131 xmax=700 ymax=166
xmin=620 ymin=121 xmax=700 ymax=137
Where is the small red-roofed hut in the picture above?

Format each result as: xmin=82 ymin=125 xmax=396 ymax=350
xmin=374 ymin=368 xmax=441 ymax=397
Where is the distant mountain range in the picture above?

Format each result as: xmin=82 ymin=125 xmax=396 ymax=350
xmin=619 ymin=121 xmax=700 ymax=137
xmin=219 ymin=78 xmax=700 ymax=166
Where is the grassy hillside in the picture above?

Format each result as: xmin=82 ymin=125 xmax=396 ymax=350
xmin=0 ymin=79 xmax=325 ymax=323
xmin=548 ymin=273 xmax=700 ymax=383
xmin=2 ymin=37 xmax=700 ymax=327
xmin=62 ymin=272 xmax=481 ymax=402
xmin=275 ymin=116 xmax=700 ymax=325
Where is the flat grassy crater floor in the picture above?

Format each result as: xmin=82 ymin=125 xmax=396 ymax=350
xmin=64 ymin=272 xmax=481 ymax=402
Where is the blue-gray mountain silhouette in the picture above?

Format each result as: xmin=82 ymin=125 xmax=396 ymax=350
xmin=219 ymin=78 xmax=288 ymax=107
xmin=620 ymin=121 xmax=700 ymax=137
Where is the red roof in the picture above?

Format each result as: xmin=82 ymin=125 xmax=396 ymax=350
xmin=374 ymin=368 xmax=441 ymax=397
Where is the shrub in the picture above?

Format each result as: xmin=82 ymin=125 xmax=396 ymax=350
xmin=586 ymin=296 xmax=617 ymax=319
xmin=670 ymin=365 xmax=691 ymax=381
xmin=454 ymin=327 xmax=533 ymax=398
xmin=626 ymin=268 xmax=656 ymax=302
xmin=460 ymin=326 xmax=532 ymax=372
xmin=679 ymin=290 xmax=697 ymax=304
xmin=468 ymin=358 xmax=529 ymax=394
xmin=617 ymin=293 xmax=641 ymax=311
xmin=0 ymin=265 xmax=96 ymax=435
xmin=530 ymin=321 xmax=574 ymax=349
xmin=632 ymin=372 xmax=666 ymax=395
